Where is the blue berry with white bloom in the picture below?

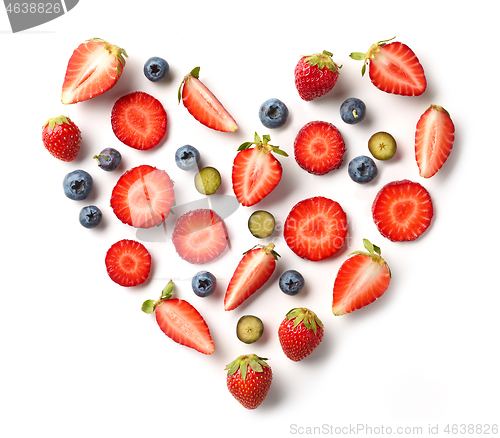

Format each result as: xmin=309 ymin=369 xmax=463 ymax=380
xmin=279 ymin=270 xmax=305 ymax=296
xmin=348 ymin=155 xmax=378 ymax=184
xmin=340 ymin=98 xmax=366 ymax=124
xmin=192 ymin=271 xmax=217 ymax=297
xmin=144 ymin=57 xmax=169 ymax=82
xmin=63 ymin=169 xmax=93 ymax=200
xmin=94 ymin=148 xmax=121 ymax=171
xmin=259 ymin=98 xmax=289 ymax=129
xmin=79 ymin=205 xmax=102 ymax=229
xmin=175 ymin=145 xmax=200 ymax=171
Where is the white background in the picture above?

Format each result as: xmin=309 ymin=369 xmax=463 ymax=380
xmin=1 ymin=1 xmax=499 ymax=436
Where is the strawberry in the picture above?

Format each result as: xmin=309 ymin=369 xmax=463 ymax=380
xmin=142 ymin=280 xmax=215 ymax=355
xmin=278 ymin=307 xmax=324 ymax=362
xmin=172 ymin=209 xmax=229 ymax=264
xmin=41 ymin=115 xmax=81 ymax=162
xmin=332 ymin=239 xmax=391 ymax=315
xmin=293 ymin=121 xmax=345 ymax=175
xmin=232 ymin=133 xmax=288 ymax=207
xmin=224 ymin=243 xmax=280 ymax=311
xmin=178 ymin=67 xmax=238 ymax=132
xmin=225 ymin=354 xmax=272 ymax=409
xmin=105 ymin=239 xmax=151 ymax=287
xmin=415 ymin=105 xmax=455 ymax=178
xmin=110 ymin=165 xmax=175 ymax=229
xmin=111 ymin=91 xmax=167 ymax=150
xmin=350 ymin=37 xmax=426 ymax=96
xmin=294 ymin=50 xmax=341 ymax=101
xmin=284 ymin=196 xmax=348 ymax=261
xmin=61 ymin=38 xmax=128 ymax=104
xmin=372 ymin=179 xmax=433 ymax=242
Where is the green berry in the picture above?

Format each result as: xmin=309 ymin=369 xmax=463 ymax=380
xmin=236 ymin=315 xmax=264 ymax=344
xmin=248 ymin=210 xmax=275 ymax=238
xmin=194 ymin=166 xmax=221 ymax=195
xmin=368 ymin=131 xmax=397 ymax=160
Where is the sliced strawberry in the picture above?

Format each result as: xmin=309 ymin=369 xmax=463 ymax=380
xmin=350 ymin=38 xmax=426 ymax=96
xmin=61 ymin=38 xmax=127 ymax=104
xmin=232 ymin=133 xmax=287 ymax=207
xmin=179 ymin=67 xmax=238 ymax=132
xmin=111 ymin=91 xmax=167 ymax=150
xmin=332 ymin=239 xmax=391 ymax=315
xmin=105 ymin=239 xmax=151 ymax=287
xmin=111 ymin=165 xmax=175 ymax=229
xmin=224 ymin=243 xmax=279 ymax=311
xmin=142 ymin=281 xmax=215 ymax=355
xmin=415 ymin=105 xmax=455 ymax=178
xmin=172 ymin=209 xmax=229 ymax=264
xmin=284 ymin=196 xmax=348 ymax=261
xmin=372 ymin=179 xmax=433 ymax=241
xmin=294 ymin=121 xmax=345 ymax=175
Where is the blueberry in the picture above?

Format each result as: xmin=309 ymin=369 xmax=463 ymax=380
xmin=79 ymin=205 xmax=102 ymax=229
xmin=93 ymin=148 xmax=121 ymax=171
xmin=192 ymin=271 xmax=217 ymax=297
xmin=279 ymin=270 xmax=305 ymax=296
xmin=259 ymin=98 xmax=289 ymax=129
xmin=63 ymin=169 xmax=93 ymax=200
xmin=144 ymin=57 xmax=169 ymax=82
xmin=340 ymin=98 xmax=366 ymax=124
xmin=175 ymin=145 xmax=200 ymax=171
xmin=348 ymin=155 xmax=378 ymax=184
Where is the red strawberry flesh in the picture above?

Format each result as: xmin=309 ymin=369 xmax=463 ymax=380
xmin=105 ymin=239 xmax=151 ymax=287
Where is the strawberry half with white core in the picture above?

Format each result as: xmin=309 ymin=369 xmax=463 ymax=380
xmin=110 ymin=165 xmax=175 ymax=229
xmin=372 ymin=179 xmax=433 ymax=242
xmin=415 ymin=105 xmax=455 ymax=178
xmin=178 ymin=67 xmax=238 ymax=132
xmin=172 ymin=209 xmax=229 ymax=264
xmin=332 ymin=239 xmax=391 ymax=315
xmin=350 ymin=37 xmax=426 ymax=96
xmin=224 ymin=243 xmax=280 ymax=311
xmin=61 ymin=38 xmax=128 ymax=104
xmin=105 ymin=239 xmax=151 ymax=287
xmin=232 ymin=133 xmax=288 ymax=207
xmin=142 ymin=280 xmax=215 ymax=355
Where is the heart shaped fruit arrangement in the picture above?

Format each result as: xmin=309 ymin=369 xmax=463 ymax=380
xmin=43 ymin=37 xmax=455 ymax=410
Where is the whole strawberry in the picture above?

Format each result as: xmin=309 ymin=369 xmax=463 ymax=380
xmin=294 ymin=50 xmax=341 ymax=101
xmin=225 ymin=354 xmax=272 ymax=409
xmin=42 ymin=115 xmax=81 ymax=162
xmin=278 ymin=307 xmax=324 ymax=361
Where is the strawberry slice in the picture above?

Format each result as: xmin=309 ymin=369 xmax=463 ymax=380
xmin=232 ymin=133 xmax=288 ymax=207
xmin=111 ymin=91 xmax=167 ymax=150
xmin=61 ymin=38 xmax=128 ymax=104
xmin=224 ymin=243 xmax=279 ymax=311
xmin=350 ymin=37 xmax=426 ymax=96
xmin=172 ymin=209 xmax=229 ymax=264
xmin=284 ymin=196 xmax=348 ymax=261
xmin=332 ymin=239 xmax=391 ymax=315
xmin=372 ymin=179 xmax=433 ymax=241
xmin=294 ymin=121 xmax=345 ymax=175
xmin=111 ymin=165 xmax=175 ymax=229
xmin=178 ymin=67 xmax=238 ymax=132
xmin=142 ymin=281 xmax=215 ymax=355
xmin=105 ymin=239 xmax=151 ymax=287
xmin=415 ymin=105 xmax=455 ymax=178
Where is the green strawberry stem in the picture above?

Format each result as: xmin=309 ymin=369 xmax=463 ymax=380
xmin=349 ymin=37 xmax=396 ymax=76
xmin=304 ymin=50 xmax=341 ymax=74
xmin=348 ymin=238 xmax=391 ymax=276
xmin=142 ymin=280 xmax=175 ymax=314
xmin=178 ymin=66 xmax=201 ymax=103
xmin=237 ymin=132 xmax=288 ymax=157
xmin=242 ymin=243 xmax=281 ymax=260
xmin=225 ymin=354 xmax=270 ymax=382
xmin=43 ymin=115 xmax=71 ymax=131
xmin=285 ymin=307 xmax=324 ymax=335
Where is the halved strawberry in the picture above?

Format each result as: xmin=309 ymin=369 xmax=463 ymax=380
xmin=332 ymin=239 xmax=391 ymax=315
xmin=350 ymin=37 xmax=426 ymax=96
xmin=142 ymin=280 xmax=215 ymax=355
xmin=294 ymin=121 xmax=345 ymax=175
xmin=111 ymin=91 xmax=167 ymax=150
xmin=110 ymin=165 xmax=175 ymax=229
xmin=178 ymin=67 xmax=238 ymax=132
xmin=372 ymin=179 xmax=433 ymax=241
xmin=415 ymin=105 xmax=455 ymax=178
xmin=105 ymin=239 xmax=151 ymax=287
xmin=284 ymin=196 xmax=348 ymax=261
xmin=172 ymin=209 xmax=229 ymax=264
xmin=61 ymin=38 xmax=128 ymax=104
xmin=232 ymin=133 xmax=288 ymax=207
xmin=224 ymin=243 xmax=279 ymax=311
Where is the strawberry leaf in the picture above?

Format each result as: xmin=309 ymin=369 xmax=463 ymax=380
xmin=141 ymin=299 xmax=156 ymax=314
xmin=271 ymin=146 xmax=289 ymax=157
xmin=349 ymin=52 xmax=366 ymax=60
xmin=238 ymin=142 xmax=253 ymax=151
